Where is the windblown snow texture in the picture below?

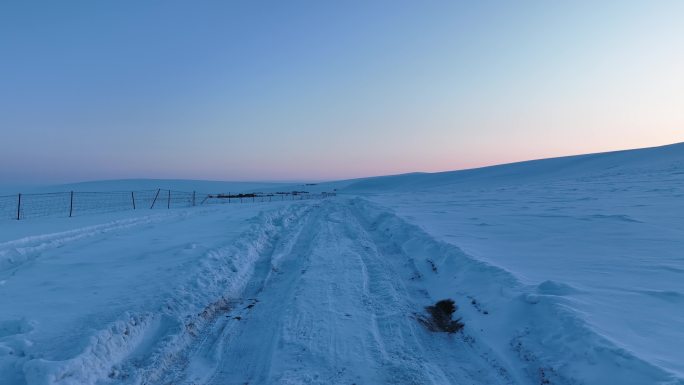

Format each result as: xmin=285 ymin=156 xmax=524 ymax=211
xmin=1 ymin=143 xmax=682 ymax=384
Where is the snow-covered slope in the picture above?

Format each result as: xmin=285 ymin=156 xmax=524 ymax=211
xmin=340 ymin=142 xmax=684 ymax=382
xmin=343 ymin=142 xmax=684 ymax=192
xmin=1 ymin=143 xmax=682 ymax=385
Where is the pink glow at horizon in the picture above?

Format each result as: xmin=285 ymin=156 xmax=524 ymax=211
xmin=1 ymin=1 xmax=682 ymax=184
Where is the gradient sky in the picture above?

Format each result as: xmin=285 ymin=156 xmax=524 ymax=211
xmin=1 ymin=0 xmax=683 ymax=184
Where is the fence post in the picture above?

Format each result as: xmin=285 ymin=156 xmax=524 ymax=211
xmin=16 ymin=193 xmax=21 ymax=220
xmin=150 ymin=189 xmax=160 ymax=209
xmin=228 ymin=192 xmax=230 ymax=204
xmin=192 ymin=191 xmax=196 ymax=206
xmin=131 ymin=192 xmax=136 ymax=210
xmin=167 ymin=190 xmax=171 ymax=209
xmin=69 ymin=191 xmax=74 ymax=217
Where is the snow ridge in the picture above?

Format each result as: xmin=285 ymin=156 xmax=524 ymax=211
xmin=350 ymin=198 xmax=682 ymax=385
xmin=17 ymin=204 xmax=312 ymax=385
xmin=122 ymin=204 xmax=313 ymax=385
xmin=0 ymin=213 xmax=182 ymax=273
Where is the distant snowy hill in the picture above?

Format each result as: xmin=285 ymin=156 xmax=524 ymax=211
xmin=43 ymin=179 xmax=291 ymax=193
xmin=342 ymin=142 xmax=684 ymax=192
xmin=0 ymin=179 xmax=290 ymax=195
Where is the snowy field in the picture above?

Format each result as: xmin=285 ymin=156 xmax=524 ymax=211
xmin=1 ymin=143 xmax=683 ymax=384
xmin=345 ymin=142 xmax=684 ymax=383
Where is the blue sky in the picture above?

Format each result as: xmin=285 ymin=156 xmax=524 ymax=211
xmin=1 ymin=0 xmax=682 ymax=185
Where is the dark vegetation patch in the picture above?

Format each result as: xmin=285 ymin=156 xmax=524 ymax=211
xmin=419 ymin=299 xmax=464 ymax=333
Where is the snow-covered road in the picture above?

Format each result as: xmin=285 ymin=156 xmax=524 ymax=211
xmin=1 ymin=196 xmax=681 ymax=385
xmin=146 ymin=200 xmax=513 ymax=385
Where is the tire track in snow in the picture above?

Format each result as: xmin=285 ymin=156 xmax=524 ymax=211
xmin=8 ymin=204 xmax=313 ymax=385
xmin=347 ymin=200 xmax=517 ymax=384
xmin=200 ymin=203 xmax=324 ymax=385
xmin=0 ymin=212 xmax=185 ymax=278
xmin=156 ymin=200 xmax=515 ymax=385
xmin=134 ymin=203 xmax=322 ymax=385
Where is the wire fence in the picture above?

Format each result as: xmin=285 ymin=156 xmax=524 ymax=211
xmin=0 ymin=189 xmax=336 ymax=220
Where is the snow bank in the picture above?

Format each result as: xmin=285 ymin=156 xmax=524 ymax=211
xmin=127 ymin=204 xmax=312 ymax=385
xmin=340 ymin=141 xmax=684 ymax=382
xmin=1 ymin=203 xmax=312 ymax=385
xmin=351 ymin=198 xmax=682 ymax=385
xmin=23 ymin=313 xmax=155 ymax=385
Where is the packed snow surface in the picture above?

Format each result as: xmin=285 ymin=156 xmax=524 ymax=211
xmin=1 ymin=143 xmax=682 ymax=384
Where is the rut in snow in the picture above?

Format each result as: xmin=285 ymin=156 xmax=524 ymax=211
xmin=140 ymin=200 xmax=514 ymax=385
